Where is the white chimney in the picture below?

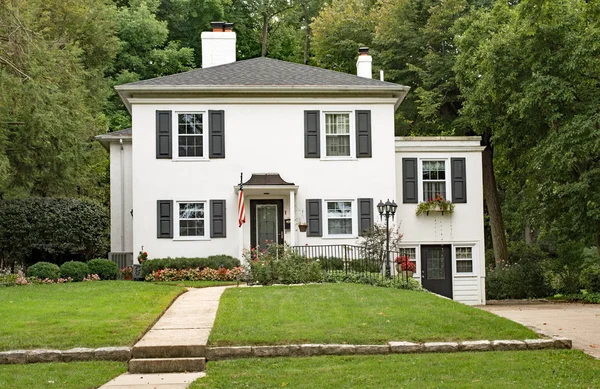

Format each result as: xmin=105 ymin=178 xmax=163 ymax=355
xmin=201 ymin=22 xmax=236 ymax=68
xmin=356 ymin=47 xmax=372 ymax=79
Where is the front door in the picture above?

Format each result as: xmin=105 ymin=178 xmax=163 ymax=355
xmin=421 ymin=245 xmax=452 ymax=299
xmin=250 ymin=200 xmax=284 ymax=248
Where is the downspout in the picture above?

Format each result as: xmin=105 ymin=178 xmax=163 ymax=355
xmin=120 ymin=139 xmax=125 ymax=252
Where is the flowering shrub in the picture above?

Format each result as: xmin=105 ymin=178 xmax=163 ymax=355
xmin=395 ymin=255 xmax=416 ymax=272
xmin=83 ymin=274 xmax=101 ymax=282
xmin=145 ymin=267 xmax=246 ymax=282
xmin=244 ymin=243 xmax=323 ymax=285
xmin=416 ymin=193 xmax=455 ymax=215
xmin=120 ymin=266 xmax=133 ymax=277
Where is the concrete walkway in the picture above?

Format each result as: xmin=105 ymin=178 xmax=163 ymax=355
xmin=99 ymin=286 xmax=231 ymax=389
xmin=479 ymin=302 xmax=600 ymax=359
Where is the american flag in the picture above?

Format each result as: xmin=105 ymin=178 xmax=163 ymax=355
xmin=238 ymin=183 xmax=246 ymax=227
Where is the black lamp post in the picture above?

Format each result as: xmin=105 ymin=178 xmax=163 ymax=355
xmin=377 ymin=199 xmax=398 ymax=277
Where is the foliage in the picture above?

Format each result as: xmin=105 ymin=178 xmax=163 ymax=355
xmin=552 ymin=292 xmax=600 ymax=304
xmin=395 ymin=255 xmax=416 ymax=272
xmin=358 ymin=223 xmax=403 ymax=269
xmin=323 ymin=272 xmax=421 ymax=291
xmin=486 ymin=258 xmax=552 ymax=300
xmin=26 ymin=262 xmax=61 ymax=281
xmin=0 ymin=198 xmax=109 ymax=268
xmin=120 ymin=266 xmax=133 ymax=277
xmin=245 ymin=244 xmax=323 ymax=285
xmin=59 ymin=261 xmax=90 ymax=281
xmin=582 ymin=265 xmax=600 ymax=294
xmin=141 ymin=255 xmax=241 ymax=277
xmin=415 ymin=193 xmax=455 ymax=215
xmin=547 ymin=242 xmax=587 ymax=294
xmin=145 ymin=267 xmax=246 ymax=282
xmin=87 ymin=259 xmax=119 ymax=280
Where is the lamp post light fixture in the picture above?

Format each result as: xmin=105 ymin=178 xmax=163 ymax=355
xmin=378 ymin=199 xmax=398 ymax=277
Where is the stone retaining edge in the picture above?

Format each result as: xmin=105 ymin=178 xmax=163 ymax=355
xmin=0 ymin=347 xmax=131 ymax=365
xmin=0 ymin=334 xmax=573 ymax=365
xmin=205 ymin=335 xmax=572 ymax=360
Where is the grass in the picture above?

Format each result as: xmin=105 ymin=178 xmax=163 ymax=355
xmin=154 ymin=280 xmax=238 ymax=288
xmin=0 ymin=281 xmax=185 ymax=350
xmin=209 ymin=283 xmax=536 ymax=345
xmin=191 ymin=350 xmax=600 ymax=388
xmin=0 ymin=361 xmax=126 ymax=389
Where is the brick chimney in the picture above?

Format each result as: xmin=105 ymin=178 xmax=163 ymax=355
xmin=356 ymin=47 xmax=372 ymax=79
xmin=201 ymin=22 xmax=236 ymax=68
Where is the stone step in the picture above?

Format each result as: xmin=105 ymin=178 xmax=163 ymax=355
xmin=128 ymin=357 xmax=206 ymax=374
xmin=132 ymin=345 xmax=206 ymax=359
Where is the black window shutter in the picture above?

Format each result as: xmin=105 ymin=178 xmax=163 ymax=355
xmin=451 ymin=158 xmax=467 ymax=203
xmin=306 ymin=199 xmax=322 ymax=237
xmin=304 ymin=110 xmax=320 ymax=158
xmin=210 ymin=200 xmax=226 ymax=238
xmin=208 ymin=110 xmax=225 ymax=158
xmin=355 ymin=110 xmax=372 ymax=158
xmin=357 ymin=198 xmax=374 ymax=235
xmin=402 ymin=158 xmax=418 ymax=203
xmin=156 ymin=111 xmax=172 ymax=159
xmin=157 ymin=200 xmax=173 ymax=238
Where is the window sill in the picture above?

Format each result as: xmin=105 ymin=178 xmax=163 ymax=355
xmin=320 ymin=157 xmax=358 ymax=162
xmin=322 ymin=235 xmax=357 ymax=239
xmin=173 ymin=237 xmax=211 ymax=241
xmin=172 ymin=158 xmax=210 ymax=162
xmin=454 ymin=273 xmax=477 ymax=277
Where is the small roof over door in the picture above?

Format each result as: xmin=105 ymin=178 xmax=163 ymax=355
xmin=243 ymin=173 xmax=294 ymax=186
xmin=234 ymin=173 xmax=298 ymax=195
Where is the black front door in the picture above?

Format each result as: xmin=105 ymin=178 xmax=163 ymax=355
xmin=421 ymin=245 xmax=452 ymax=299
xmin=250 ymin=200 xmax=284 ymax=248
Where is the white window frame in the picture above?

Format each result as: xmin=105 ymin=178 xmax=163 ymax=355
xmin=174 ymin=200 xmax=210 ymax=240
xmin=397 ymin=247 xmax=418 ymax=276
xmin=321 ymin=112 xmax=355 ymax=160
xmin=173 ymin=112 xmax=208 ymax=161
xmin=323 ymin=199 xmax=357 ymax=238
xmin=418 ymin=158 xmax=451 ymax=202
xmin=453 ymin=245 xmax=476 ymax=276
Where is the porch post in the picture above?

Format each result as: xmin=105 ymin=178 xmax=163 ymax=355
xmin=239 ymin=194 xmax=246 ymax=266
xmin=289 ymin=190 xmax=296 ymax=246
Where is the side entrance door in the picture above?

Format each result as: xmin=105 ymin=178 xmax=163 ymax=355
xmin=420 ymin=245 xmax=452 ymax=299
xmin=250 ymin=200 xmax=284 ymax=248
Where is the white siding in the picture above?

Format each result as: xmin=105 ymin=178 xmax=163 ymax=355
xmin=453 ymin=276 xmax=481 ymax=305
xmin=109 ymin=141 xmax=133 ymax=253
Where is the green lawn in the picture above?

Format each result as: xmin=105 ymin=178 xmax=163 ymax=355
xmin=209 ymin=284 xmax=536 ymax=345
xmin=0 ymin=361 xmax=126 ymax=389
xmin=192 ymin=350 xmax=600 ymax=388
xmin=0 ymin=281 xmax=185 ymax=350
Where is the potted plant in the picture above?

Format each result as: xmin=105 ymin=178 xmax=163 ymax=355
xmin=416 ymin=193 xmax=455 ymax=215
xmin=120 ymin=266 xmax=133 ymax=281
xmin=138 ymin=249 xmax=148 ymax=264
xmin=296 ymin=212 xmax=308 ymax=232
xmin=395 ymin=255 xmax=415 ymax=277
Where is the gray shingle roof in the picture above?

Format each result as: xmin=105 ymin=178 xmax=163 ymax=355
xmin=117 ymin=57 xmax=402 ymax=89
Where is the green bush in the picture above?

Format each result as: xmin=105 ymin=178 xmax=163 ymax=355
xmin=486 ymin=257 xmax=552 ymax=300
xmin=87 ymin=258 xmax=119 ymax=280
xmin=582 ymin=264 xmax=600 ymax=293
xmin=245 ymin=245 xmax=323 ymax=285
xmin=59 ymin=261 xmax=90 ymax=281
xmin=323 ymin=272 xmax=422 ymax=291
xmin=27 ymin=262 xmax=60 ymax=281
xmin=141 ymin=256 xmax=240 ymax=277
xmin=0 ymin=198 xmax=108 ymax=267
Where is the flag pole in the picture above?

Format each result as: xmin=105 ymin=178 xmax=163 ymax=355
xmin=238 ymin=172 xmax=245 ymax=265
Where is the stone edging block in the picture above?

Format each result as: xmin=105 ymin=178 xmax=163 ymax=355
xmin=459 ymin=340 xmax=491 ymax=352
xmin=205 ymin=346 xmax=252 ymax=360
xmin=492 ymin=340 xmax=527 ymax=351
xmin=389 ymin=341 xmax=422 ymax=353
xmin=0 ymin=347 xmax=132 ymax=365
xmin=423 ymin=342 xmax=459 ymax=353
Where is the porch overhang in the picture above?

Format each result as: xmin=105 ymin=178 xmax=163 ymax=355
xmin=233 ymin=173 xmax=298 ymax=195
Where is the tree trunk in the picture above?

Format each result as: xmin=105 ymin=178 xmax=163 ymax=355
xmin=595 ymin=224 xmax=600 ymax=256
xmin=261 ymin=14 xmax=269 ymax=57
xmin=524 ymin=219 xmax=533 ymax=245
xmin=302 ymin=3 xmax=310 ymax=64
xmin=482 ymin=133 xmax=509 ymax=267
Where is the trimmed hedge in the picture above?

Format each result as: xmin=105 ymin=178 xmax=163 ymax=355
xmin=59 ymin=261 xmax=90 ymax=281
xmin=87 ymin=258 xmax=119 ymax=280
xmin=141 ymin=255 xmax=240 ymax=277
xmin=27 ymin=262 xmax=60 ymax=281
xmin=0 ymin=198 xmax=108 ymax=267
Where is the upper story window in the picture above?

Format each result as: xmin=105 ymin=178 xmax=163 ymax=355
xmin=422 ymin=160 xmax=447 ymax=201
xmin=177 ymin=201 xmax=206 ymax=238
xmin=325 ymin=113 xmax=351 ymax=157
xmin=177 ymin=113 xmax=206 ymax=159
xmin=326 ymin=200 xmax=353 ymax=236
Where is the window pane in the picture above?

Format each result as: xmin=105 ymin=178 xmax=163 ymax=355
xmin=328 ymin=218 xmax=352 ymax=235
xmin=456 ymin=260 xmax=473 ymax=273
xmin=179 ymin=203 xmax=204 ymax=219
xmin=180 ymin=220 xmax=205 ymax=236
xmin=423 ymin=182 xmax=446 ymax=201
xmin=326 ymin=135 xmax=350 ymax=156
xmin=399 ymin=248 xmax=416 ymax=260
xmin=178 ymin=114 xmax=203 ymax=157
xmin=325 ymin=114 xmax=349 ymax=134
xmin=327 ymin=201 xmax=352 ymax=218
xmin=456 ymin=247 xmax=472 ymax=259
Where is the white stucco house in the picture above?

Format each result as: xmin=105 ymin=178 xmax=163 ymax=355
xmin=97 ymin=22 xmax=486 ymax=305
